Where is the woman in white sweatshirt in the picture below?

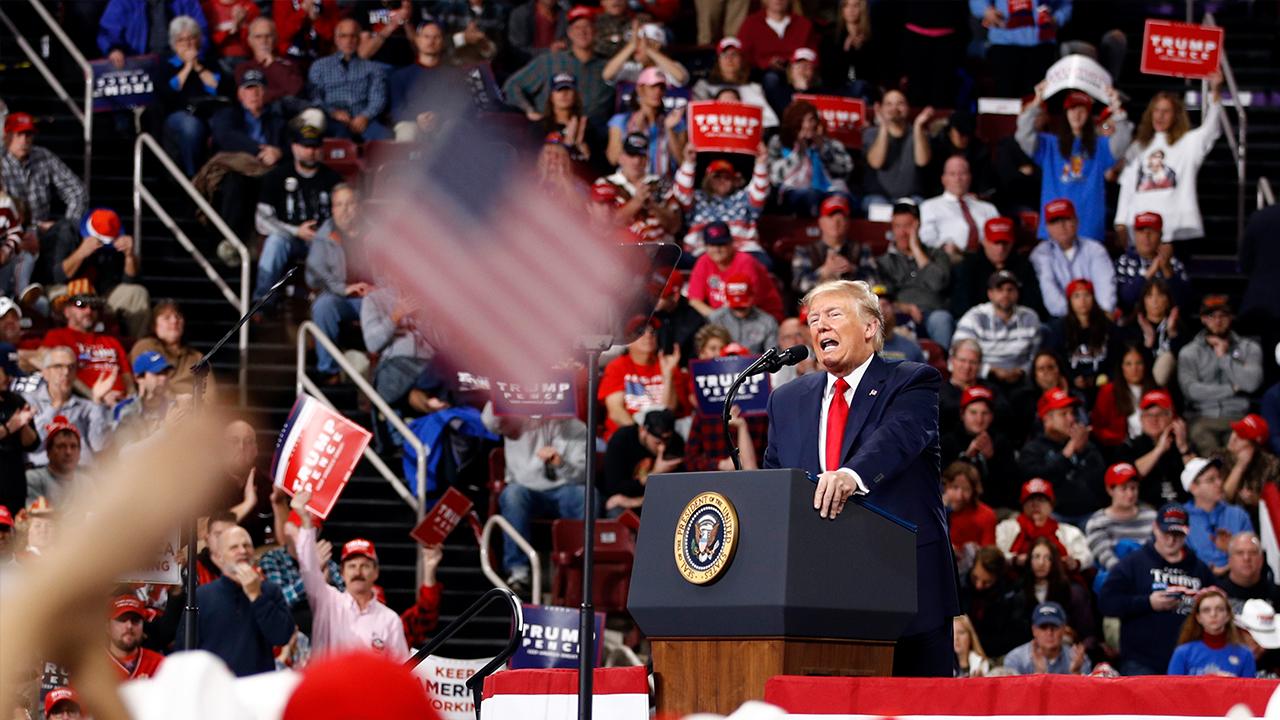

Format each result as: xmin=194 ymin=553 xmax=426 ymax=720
xmin=1113 ymin=73 xmax=1224 ymax=245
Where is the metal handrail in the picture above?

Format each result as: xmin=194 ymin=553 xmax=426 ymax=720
xmin=480 ymin=514 xmax=543 ymax=605
xmin=404 ymin=587 xmax=524 ymax=720
xmin=1202 ymin=13 xmax=1247 ymax=247
xmin=133 ymin=133 xmax=250 ymax=403
xmin=295 ymin=320 xmax=427 ymax=519
xmin=1259 ymin=177 xmax=1275 ymax=209
xmin=0 ymin=0 xmax=94 ymax=192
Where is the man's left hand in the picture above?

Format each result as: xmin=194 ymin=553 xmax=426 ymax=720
xmin=349 ymin=115 xmax=370 ymax=134
xmin=814 ymin=471 xmax=856 ymax=519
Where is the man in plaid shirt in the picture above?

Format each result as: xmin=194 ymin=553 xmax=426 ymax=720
xmin=2 ymin=113 xmax=87 ymax=289
xmin=307 ymin=18 xmax=391 ymax=141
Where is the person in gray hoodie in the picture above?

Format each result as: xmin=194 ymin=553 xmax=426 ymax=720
xmin=1177 ymin=294 xmax=1263 ymax=453
xmin=305 ymin=184 xmax=369 ymax=380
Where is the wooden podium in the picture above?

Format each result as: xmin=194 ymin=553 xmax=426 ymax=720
xmin=627 ymin=470 xmax=916 ymax=716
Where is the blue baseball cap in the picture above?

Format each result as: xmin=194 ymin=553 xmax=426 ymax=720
xmin=132 ymin=351 xmax=172 ymax=376
xmin=1032 ymin=601 xmax=1066 ymax=627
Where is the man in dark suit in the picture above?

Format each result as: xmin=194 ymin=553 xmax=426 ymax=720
xmin=763 ymin=278 xmax=958 ymax=676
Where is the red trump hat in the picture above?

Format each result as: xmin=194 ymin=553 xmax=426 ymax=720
xmin=1043 ymin=198 xmax=1076 ymax=222
xmin=1065 ymin=278 xmax=1094 ymax=298
xmin=110 ymin=594 xmax=147 ymax=620
xmin=1105 ymin=462 xmax=1139 ymax=488
xmin=1232 ymin=414 xmax=1271 ymax=444
xmin=1036 ymin=388 xmax=1078 ymax=418
xmin=960 ymin=386 xmax=995 ymax=410
xmin=1021 ymin=478 xmax=1056 ymax=505
xmin=1133 ymin=212 xmax=1163 ymax=232
xmin=984 ymin=217 xmax=1015 ymax=243
xmin=1139 ymin=389 xmax=1174 ymax=412
xmin=341 ymin=538 xmax=378 ymax=564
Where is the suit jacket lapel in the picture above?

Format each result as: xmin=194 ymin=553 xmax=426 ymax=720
xmin=840 ymin=355 xmax=888 ymax=465
xmin=798 ymin=372 xmax=824 ymax=473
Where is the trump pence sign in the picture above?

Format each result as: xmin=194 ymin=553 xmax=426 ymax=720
xmin=687 ymin=101 xmax=763 ymax=154
xmin=1141 ymin=20 xmax=1223 ymax=79
xmin=793 ymin=94 xmax=866 ymax=149
xmin=271 ymin=394 xmax=373 ymax=519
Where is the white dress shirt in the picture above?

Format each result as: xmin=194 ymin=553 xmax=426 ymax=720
xmin=817 ymin=353 xmax=874 ymax=493
xmin=919 ymin=192 xmax=999 ymax=251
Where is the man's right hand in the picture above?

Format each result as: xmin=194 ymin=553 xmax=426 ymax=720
xmin=296 ymin=220 xmax=319 ymax=242
xmin=290 ymin=489 xmax=314 ymax=528
xmin=982 ymin=6 xmax=1005 ymax=28
xmin=108 ymin=49 xmax=126 ymax=69
xmin=819 ymin=253 xmax=851 ymax=280
xmin=90 ymin=367 xmax=119 ymax=405
xmin=1149 ymin=590 xmax=1180 ymax=611
xmin=232 ymin=562 xmax=263 ymax=601
xmin=331 ymin=109 xmax=352 ymax=124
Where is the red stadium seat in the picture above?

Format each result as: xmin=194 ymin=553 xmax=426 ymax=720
xmin=550 ymin=519 xmax=635 ymax=612
xmin=849 ymin=219 xmax=891 ymax=256
xmin=757 ymin=215 xmax=819 ymax=262
xmin=917 ymin=339 xmax=949 ymax=381
xmin=363 ymin=140 xmax=420 ymax=175
xmin=486 ymin=447 xmax=505 ymax=519
xmin=976 ymin=113 xmax=1018 ymax=146
xmin=320 ymin=138 xmax=362 ymax=180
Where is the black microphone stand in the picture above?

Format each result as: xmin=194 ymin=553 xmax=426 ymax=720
xmin=182 ymin=266 xmax=297 ymax=650
xmin=720 ymin=348 xmax=778 ymax=471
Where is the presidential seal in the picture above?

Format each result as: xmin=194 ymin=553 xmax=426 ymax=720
xmin=673 ymin=491 xmax=739 ymax=585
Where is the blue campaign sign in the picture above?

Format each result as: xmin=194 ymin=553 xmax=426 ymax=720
xmin=511 ymin=604 xmax=605 ymax=669
xmin=691 ymin=355 xmax=770 ymax=417
xmin=91 ymin=55 xmax=158 ymax=112
xmin=491 ymin=370 xmax=577 ymax=418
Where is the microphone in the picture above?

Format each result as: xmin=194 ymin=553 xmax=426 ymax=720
xmin=743 ymin=345 xmax=809 ymax=376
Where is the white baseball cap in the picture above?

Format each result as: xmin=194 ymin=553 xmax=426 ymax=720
xmin=1180 ymin=456 xmax=1221 ymax=492
xmin=0 ymin=296 xmax=19 ymax=319
xmin=1236 ymin=598 xmax=1280 ymax=649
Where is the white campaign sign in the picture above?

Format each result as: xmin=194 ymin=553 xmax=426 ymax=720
xmin=118 ymin=530 xmax=182 ymax=585
xmin=414 ymin=656 xmax=496 ymax=720
xmin=1042 ymin=54 xmax=1112 ymax=103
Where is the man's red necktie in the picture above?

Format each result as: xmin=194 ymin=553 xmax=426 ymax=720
xmin=825 ymin=378 xmax=850 ymax=472
xmin=958 ymin=196 xmax=980 ymax=252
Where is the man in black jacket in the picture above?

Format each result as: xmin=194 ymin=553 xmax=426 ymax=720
xmin=1019 ymin=387 xmax=1106 ymax=526
xmin=208 ymin=68 xmax=288 ymax=240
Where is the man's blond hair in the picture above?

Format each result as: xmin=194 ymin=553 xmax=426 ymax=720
xmin=802 ymin=279 xmax=885 ymax=352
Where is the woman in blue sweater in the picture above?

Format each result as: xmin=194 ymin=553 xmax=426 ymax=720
xmin=1016 ymin=82 xmax=1131 ymax=243
xmin=1168 ymin=587 xmax=1255 ymax=677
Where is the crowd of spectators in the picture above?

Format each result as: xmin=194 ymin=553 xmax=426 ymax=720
xmin=3 ymin=0 xmax=1280 ymax=715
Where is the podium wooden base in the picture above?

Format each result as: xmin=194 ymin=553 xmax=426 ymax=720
xmin=650 ymin=636 xmax=894 ymax=716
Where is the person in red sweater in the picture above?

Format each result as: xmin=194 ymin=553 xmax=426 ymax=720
xmin=735 ymin=0 xmax=816 ymax=72
xmin=204 ymin=0 xmax=260 ymax=64
xmin=42 ymin=280 xmax=134 ymax=399
xmin=687 ymin=221 xmax=784 ymax=322
xmin=944 ymin=460 xmax=997 ymax=557
xmin=1090 ymin=343 xmax=1156 ymax=451
xmin=106 ymin=594 xmax=165 ymax=680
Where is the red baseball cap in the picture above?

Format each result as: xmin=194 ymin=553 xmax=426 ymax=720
xmin=566 ymin=5 xmax=595 ymax=24
xmin=1063 ymin=91 xmax=1094 ymax=110
xmin=721 ymin=342 xmax=752 ymax=357
xmin=1065 ymin=278 xmax=1094 ymax=298
xmin=724 ymin=274 xmax=754 ymax=309
xmin=1139 ymin=389 xmax=1173 ymax=412
xmin=110 ymin=594 xmax=147 ymax=620
xmin=82 ymin=208 xmax=122 ymax=243
xmin=4 ymin=112 xmax=36 ymax=135
xmin=706 ymin=159 xmax=738 ymax=177
xmin=1232 ymin=414 xmax=1271 ymax=444
xmin=282 ymin=651 xmax=435 ymax=720
xmin=820 ymin=195 xmax=851 ymax=217
xmin=341 ymin=538 xmax=378 ymax=564
xmin=791 ymin=47 xmax=818 ymax=64
xmin=984 ymin=217 xmax=1014 ymax=243
xmin=44 ymin=415 xmax=81 ymax=449
xmin=1133 ymin=212 xmax=1163 ymax=232
xmin=717 ymin=37 xmax=742 ymax=54
xmin=1021 ymin=478 xmax=1056 ymax=505
xmin=960 ymin=386 xmax=994 ymax=410
xmin=1043 ymin=198 xmax=1077 ymax=222
xmin=1105 ymin=462 xmax=1139 ymax=488
xmin=0 ymin=505 xmax=13 ymax=528
xmin=44 ymin=687 xmax=79 ymax=717
xmin=1037 ymin=388 xmax=1078 ymax=418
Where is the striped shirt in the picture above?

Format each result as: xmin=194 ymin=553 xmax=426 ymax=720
xmin=952 ymin=302 xmax=1043 ymax=374
xmin=1084 ymin=506 xmax=1157 ymax=570
xmin=1 ymin=146 xmax=87 ymax=223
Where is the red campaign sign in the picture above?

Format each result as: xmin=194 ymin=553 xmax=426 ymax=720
xmin=687 ymin=101 xmax=763 ymax=155
xmin=1140 ymin=20 xmax=1224 ymax=79
xmin=271 ymin=395 xmax=373 ymax=520
xmin=793 ymin=94 xmax=866 ymax=149
xmin=410 ymin=486 xmax=475 ymax=547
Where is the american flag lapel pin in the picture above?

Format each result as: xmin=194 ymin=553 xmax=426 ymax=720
xmin=869 ymin=389 xmax=878 ymax=397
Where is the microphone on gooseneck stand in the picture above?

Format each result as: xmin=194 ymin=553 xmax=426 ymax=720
xmin=721 ymin=346 xmax=811 ymax=469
